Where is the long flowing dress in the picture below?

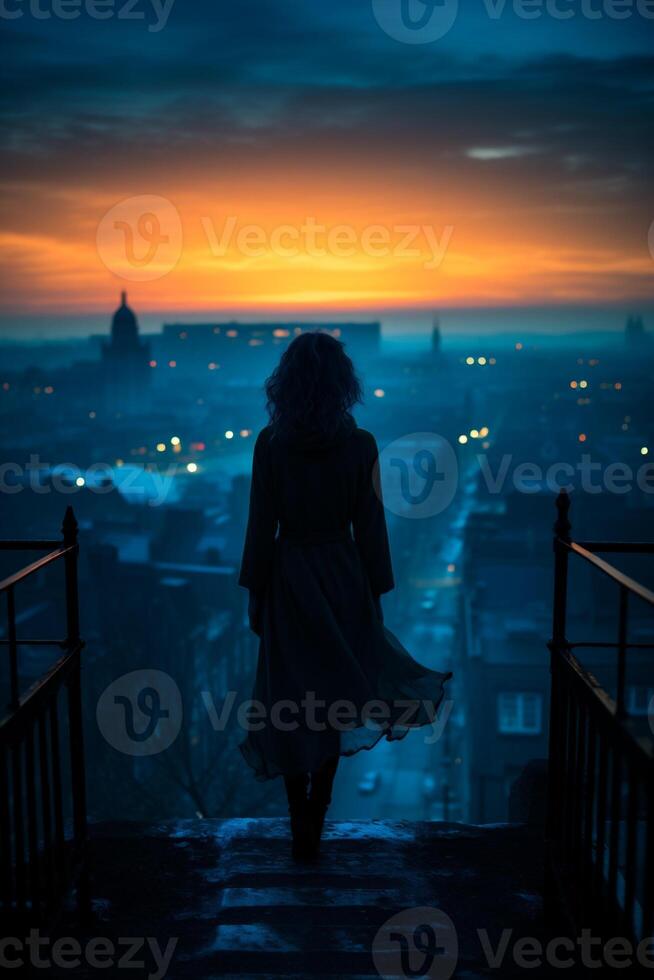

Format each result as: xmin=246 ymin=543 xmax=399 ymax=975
xmin=238 ymin=418 xmax=451 ymax=779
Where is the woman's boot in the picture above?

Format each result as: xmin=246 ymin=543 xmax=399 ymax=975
xmin=307 ymin=756 xmax=339 ymax=859
xmin=284 ymin=773 xmax=312 ymax=862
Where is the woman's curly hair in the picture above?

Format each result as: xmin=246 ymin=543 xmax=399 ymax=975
xmin=265 ymin=331 xmax=363 ymax=440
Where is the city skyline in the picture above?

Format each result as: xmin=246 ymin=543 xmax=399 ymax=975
xmin=0 ymin=301 xmax=652 ymax=343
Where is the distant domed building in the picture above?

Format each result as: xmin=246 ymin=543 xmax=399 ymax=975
xmin=102 ymin=292 xmax=151 ymax=414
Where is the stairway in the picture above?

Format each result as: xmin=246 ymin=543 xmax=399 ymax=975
xmin=54 ymin=819 xmax=548 ymax=978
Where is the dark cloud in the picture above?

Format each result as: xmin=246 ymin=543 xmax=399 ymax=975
xmin=0 ymin=0 xmax=652 ymax=257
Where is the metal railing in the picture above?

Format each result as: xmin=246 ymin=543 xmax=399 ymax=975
xmin=0 ymin=507 xmax=87 ymax=926
xmin=547 ymin=489 xmax=654 ymax=943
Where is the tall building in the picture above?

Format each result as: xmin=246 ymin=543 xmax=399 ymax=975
xmin=432 ymin=316 xmax=442 ymax=358
xmin=102 ymin=292 xmax=151 ymax=414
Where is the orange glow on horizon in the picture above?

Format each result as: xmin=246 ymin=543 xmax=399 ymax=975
xmin=1 ymin=172 xmax=652 ymax=316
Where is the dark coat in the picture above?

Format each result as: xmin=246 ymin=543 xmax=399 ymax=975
xmin=238 ymin=420 xmax=451 ymax=779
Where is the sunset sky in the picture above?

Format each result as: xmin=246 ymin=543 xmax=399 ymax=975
xmin=1 ymin=0 xmax=653 ymax=333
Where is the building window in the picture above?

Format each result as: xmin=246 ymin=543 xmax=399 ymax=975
xmin=498 ymin=693 xmax=542 ymax=735
xmin=626 ymin=686 xmax=654 ymax=717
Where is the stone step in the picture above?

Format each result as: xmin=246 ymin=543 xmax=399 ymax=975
xmin=221 ymin=886 xmax=410 ymax=908
xmin=49 ymin=818 xmax=548 ymax=978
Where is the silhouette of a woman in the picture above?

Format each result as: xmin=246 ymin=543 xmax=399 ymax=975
xmin=239 ymin=332 xmax=451 ymax=860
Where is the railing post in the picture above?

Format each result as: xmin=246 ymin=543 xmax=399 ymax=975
xmin=62 ymin=506 xmax=80 ymax=649
xmin=552 ymin=489 xmax=571 ymax=648
xmin=546 ymin=491 xmax=572 ymax=857
xmin=62 ymin=508 xmax=88 ymax=901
